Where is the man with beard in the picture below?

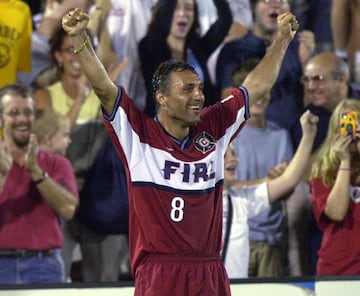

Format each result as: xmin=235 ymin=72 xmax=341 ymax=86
xmin=0 ymin=83 xmax=78 ymax=284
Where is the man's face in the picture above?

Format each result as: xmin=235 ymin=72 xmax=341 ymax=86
xmin=0 ymin=94 xmax=35 ymax=148
xmin=302 ymin=61 xmax=344 ymax=111
xmin=254 ymin=0 xmax=290 ymax=36
xmin=158 ymin=70 xmax=205 ymax=126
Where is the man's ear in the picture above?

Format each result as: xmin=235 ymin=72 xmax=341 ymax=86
xmin=155 ymin=91 xmax=166 ymax=107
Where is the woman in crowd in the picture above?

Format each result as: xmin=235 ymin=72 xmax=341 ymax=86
xmin=138 ymin=0 xmax=232 ymax=117
xmin=310 ymin=99 xmax=360 ymax=275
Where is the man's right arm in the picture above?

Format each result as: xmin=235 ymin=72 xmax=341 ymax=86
xmin=62 ymin=8 xmax=118 ymax=115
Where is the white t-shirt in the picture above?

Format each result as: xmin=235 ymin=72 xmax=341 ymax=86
xmin=197 ymin=0 xmax=253 ymax=84
xmin=222 ymin=182 xmax=270 ymax=278
xmin=197 ymin=0 xmax=253 ymax=35
xmin=106 ymin=0 xmax=156 ymax=110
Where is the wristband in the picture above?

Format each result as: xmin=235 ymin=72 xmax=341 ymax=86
xmin=338 ymin=168 xmax=351 ymax=171
xmin=33 ymin=171 xmax=49 ymax=185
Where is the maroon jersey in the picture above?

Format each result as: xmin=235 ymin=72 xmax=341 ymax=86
xmin=104 ymin=86 xmax=249 ymax=273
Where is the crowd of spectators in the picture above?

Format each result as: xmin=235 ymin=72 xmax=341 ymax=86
xmin=1 ymin=0 xmax=360 ymax=283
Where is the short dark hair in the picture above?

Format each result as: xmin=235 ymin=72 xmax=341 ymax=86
xmin=152 ymin=60 xmax=198 ymax=96
xmin=0 ymin=83 xmax=34 ymax=115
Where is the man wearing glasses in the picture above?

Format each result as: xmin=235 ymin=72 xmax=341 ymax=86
xmin=0 ymin=83 xmax=78 ymax=284
xmin=290 ymin=52 xmax=351 ymax=275
xmin=293 ymin=52 xmax=350 ymax=160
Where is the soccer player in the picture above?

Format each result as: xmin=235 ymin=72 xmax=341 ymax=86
xmin=62 ymin=8 xmax=299 ymax=296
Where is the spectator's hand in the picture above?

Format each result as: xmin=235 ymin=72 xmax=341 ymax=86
xmin=62 ymin=8 xmax=90 ymax=36
xmin=0 ymin=141 xmax=12 ymax=177
xmin=267 ymin=160 xmax=288 ymax=180
xmin=298 ymin=30 xmax=315 ymax=66
xmin=24 ymin=134 xmax=40 ymax=173
xmin=300 ymin=110 xmax=318 ymax=139
xmin=333 ymin=133 xmax=352 ymax=162
xmin=94 ymin=0 xmax=112 ymax=17
xmin=277 ymin=12 xmax=299 ymax=41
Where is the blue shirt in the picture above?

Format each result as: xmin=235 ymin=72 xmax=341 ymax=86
xmin=216 ymin=31 xmax=304 ymax=131
xmin=233 ymin=120 xmax=294 ymax=244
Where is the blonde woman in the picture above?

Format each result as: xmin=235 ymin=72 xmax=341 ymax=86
xmin=310 ymin=99 xmax=360 ymax=275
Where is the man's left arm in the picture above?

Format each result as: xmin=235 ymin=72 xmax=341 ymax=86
xmin=242 ymin=12 xmax=299 ymax=108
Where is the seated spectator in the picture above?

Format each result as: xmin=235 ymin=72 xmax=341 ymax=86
xmin=0 ymin=83 xmax=78 ymax=284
